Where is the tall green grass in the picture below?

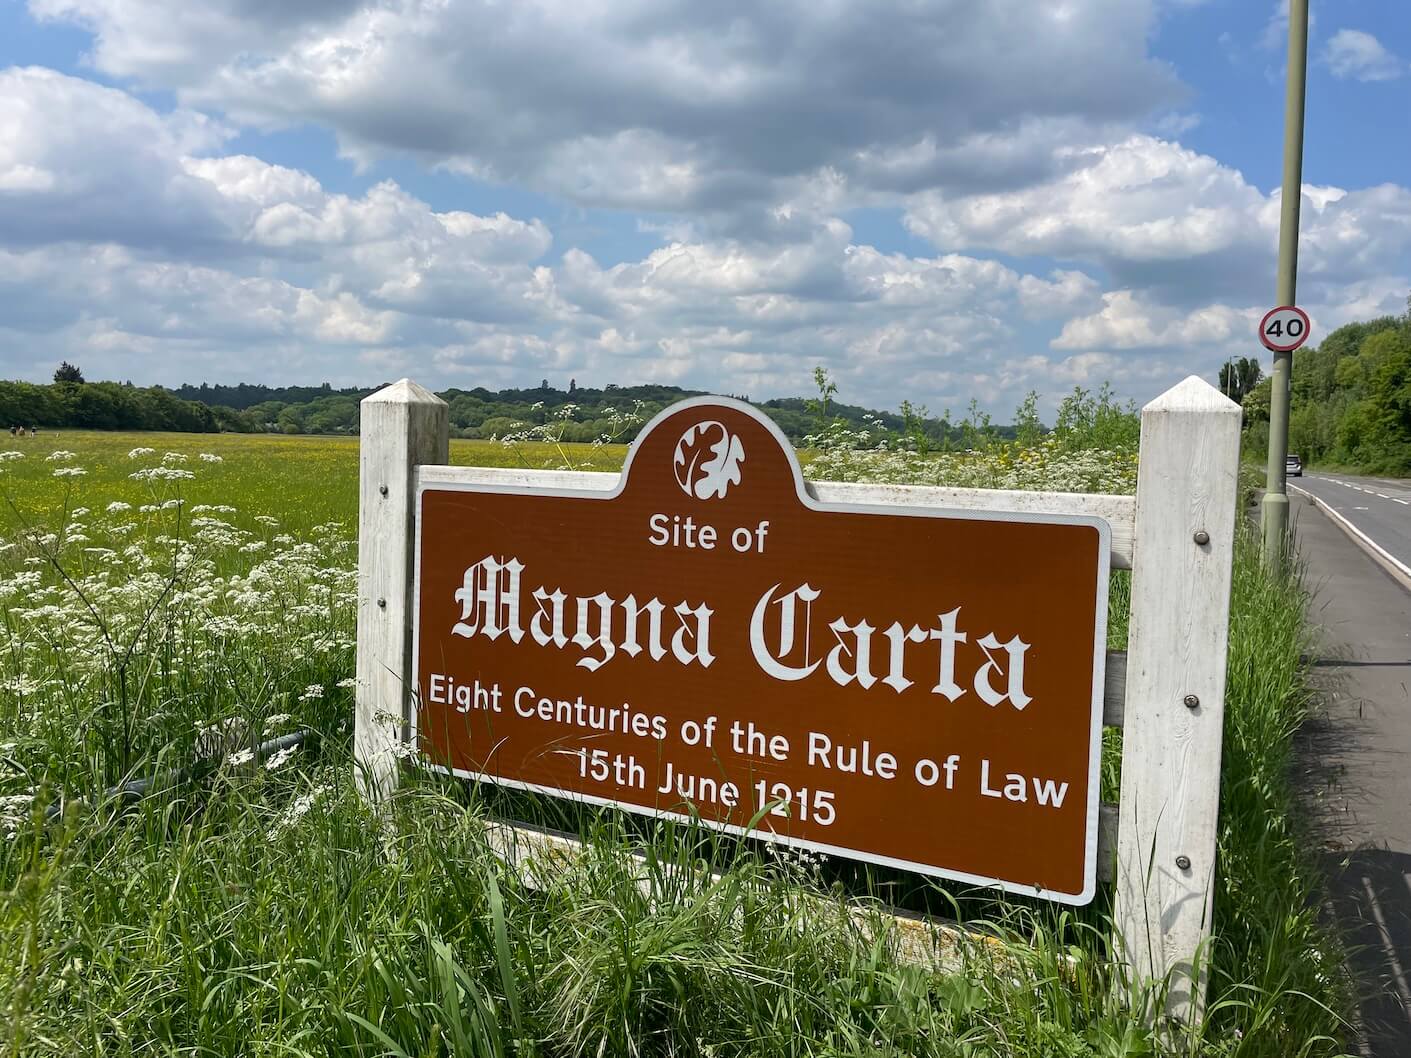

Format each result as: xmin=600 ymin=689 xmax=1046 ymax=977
xmin=1201 ymin=529 xmax=1346 ymax=1055
xmin=0 ymin=436 xmax=1348 ymax=1056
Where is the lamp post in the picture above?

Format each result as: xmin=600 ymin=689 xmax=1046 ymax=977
xmin=1261 ymin=0 xmax=1310 ymax=569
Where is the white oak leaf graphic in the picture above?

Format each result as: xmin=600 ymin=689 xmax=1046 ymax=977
xmin=673 ymin=421 xmax=745 ymax=499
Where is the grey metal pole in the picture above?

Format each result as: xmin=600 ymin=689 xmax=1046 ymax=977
xmin=1261 ymin=0 xmax=1310 ymax=568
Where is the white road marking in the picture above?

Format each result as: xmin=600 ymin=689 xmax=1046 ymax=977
xmin=1305 ymin=475 xmax=1411 ymax=508
xmin=1291 ymin=484 xmax=1411 ymax=580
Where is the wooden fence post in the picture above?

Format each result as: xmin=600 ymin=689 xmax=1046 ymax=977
xmin=1115 ymin=375 xmax=1241 ymax=1022
xmin=354 ymin=379 xmax=448 ymax=801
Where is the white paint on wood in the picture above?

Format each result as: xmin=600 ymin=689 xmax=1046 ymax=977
xmin=808 ymin=481 xmax=1135 ymax=569
xmin=354 ymin=379 xmax=448 ymax=801
xmin=417 ymin=465 xmax=617 ymax=492
xmin=1114 ymin=375 xmax=1240 ymax=1022
xmin=415 ymin=465 xmax=1136 ymax=569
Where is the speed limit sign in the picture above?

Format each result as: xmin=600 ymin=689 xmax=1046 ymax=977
xmin=1259 ymin=305 xmax=1310 ymax=352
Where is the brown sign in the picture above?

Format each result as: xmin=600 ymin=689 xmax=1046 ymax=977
xmin=413 ymin=399 xmax=1110 ymax=903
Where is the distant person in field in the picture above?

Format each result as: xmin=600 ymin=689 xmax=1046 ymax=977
xmin=7 ymin=426 xmax=14 ymax=438
xmin=29 ymin=426 xmax=36 ymax=437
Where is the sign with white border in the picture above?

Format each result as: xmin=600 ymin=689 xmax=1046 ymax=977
xmin=1259 ymin=305 xmax=1311 ymax=352
xmin=410 ymin=397 xmax=1111 ymax=904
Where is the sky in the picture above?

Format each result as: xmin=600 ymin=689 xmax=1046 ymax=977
xmin=0 ymin=0 xmax=1408 ymax=417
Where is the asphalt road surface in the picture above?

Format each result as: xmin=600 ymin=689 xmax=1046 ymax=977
xmin=1288 ymin=479 xmax=1411 ymax=1055
xmin=1289 ymin=472 xmax=1411 ymax=580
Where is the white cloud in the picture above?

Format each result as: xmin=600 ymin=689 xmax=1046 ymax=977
xmin=1052 ymin=291 xmax=1256 ymax=350
xmin=28 ymin=0 xmax=1181 ymax=212
xmin=2 ymin=70 xmax=1140 ymax=415
xmin=3 ymin=9 xmax=1410 ymax=419
xmin=0 ymin=66 xmax=233 ymax=250
xmin=1323 ymin=29 xmax=1404 ymax=82
xmin=904 ymin=135 xmax=1411 ymax=309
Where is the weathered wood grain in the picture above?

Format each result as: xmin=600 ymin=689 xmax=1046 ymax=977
xmin=1104 ymin=651 xmax=1127 ymax=728
xmin=1097 ymin=802 xmax=1119 ymax=884
xmin=354 ymin=380 xmax=448 ymax=801
xmin=1113 ymin=376 xmax=1240 ymax=1022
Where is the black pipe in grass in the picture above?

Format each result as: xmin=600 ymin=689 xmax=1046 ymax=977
xmin=42 ymin=728 xmax=317 ymax=824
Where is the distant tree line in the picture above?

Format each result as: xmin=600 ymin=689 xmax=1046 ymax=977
xmin=3 ymin=371 xmax=976 ymax=444
xmin=1243 ymin=300 xmax=1411 ymax=474
xmin=0 ymin=375 xmax=218 ymax=433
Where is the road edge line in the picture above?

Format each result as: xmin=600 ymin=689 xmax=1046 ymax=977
xmin=1290 ymin=483 xmax=1411 ymax=593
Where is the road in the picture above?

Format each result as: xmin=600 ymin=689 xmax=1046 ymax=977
xmin=1288 ymin=478 xmax=1411 ymax=1055
xmin=1290 ymin=472 xmax=1411 ymax=582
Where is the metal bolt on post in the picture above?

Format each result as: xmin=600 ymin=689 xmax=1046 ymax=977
xmin=1261 ymin=0 xmax=1310 ymax=570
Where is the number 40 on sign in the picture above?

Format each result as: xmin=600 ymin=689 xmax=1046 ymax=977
xmin=1259 ymin=305 xmax=1310 ymax=352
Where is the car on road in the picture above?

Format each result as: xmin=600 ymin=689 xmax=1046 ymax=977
xmin=1286 ymin=454 xmax=1303 ymax=477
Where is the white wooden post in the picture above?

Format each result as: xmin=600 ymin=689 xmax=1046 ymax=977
xmin=1115 ymin=375 xmax=1241 ymax=1022
xmin=354 ymin=379 xmax=448 ymax=801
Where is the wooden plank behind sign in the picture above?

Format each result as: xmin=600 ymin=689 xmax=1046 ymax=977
xmin=416 ymin=465 xmax=1137 ymax=570
xmin=412 ymin=399 xmax=1111 ymax=904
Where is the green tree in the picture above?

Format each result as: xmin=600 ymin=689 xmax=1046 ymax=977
xmin=1218 ymin=357 xmax=1262 ymax=403
xmin=53 ymin=361 xmax=84 ymax=384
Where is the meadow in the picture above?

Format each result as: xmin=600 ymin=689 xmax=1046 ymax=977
xmin=0 ymin=431 xmax=628 ymax=536
xmin=0 ymin=427 xmax=1345 ymax=1056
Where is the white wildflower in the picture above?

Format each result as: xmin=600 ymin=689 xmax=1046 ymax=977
xmin=45 ymin=451 xmax=76 ymax=462
xmin=298 ymin=684 xmax=324 ymax=701
xmin=161 ymin=452 xmax=188 ymax=465
xmin=226 ymin=748 xmax=254 ymax=767
xmin=264 ymin=712 xmax=293 ymax=726
xmin=130 ymin=467 xmax=195 ymax=482
xmin=0 ymin=451 xmax=24 ymax=461
xmin=268 ymin=783 xmax=331 ymax=839
xmin=198 ymin=453 xmax=223 ymax=463
xmin=106 ymin=501 xmax=132 ymax=513
xmin=264 ymin=745 xmax=299 ymax=771
xmin=52 ymin=467 xmax=87 ymax=478
xmin=336 ymin=677 xmax=356 ymax=689
xmin=71 ymin=507 xmax=90 ymax=518
xmin=128 ymin=447 xmax=156 ymax=459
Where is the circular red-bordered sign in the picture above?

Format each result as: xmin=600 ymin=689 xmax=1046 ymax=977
xmin=1259 ymin=305 xmax=1311 ymax=352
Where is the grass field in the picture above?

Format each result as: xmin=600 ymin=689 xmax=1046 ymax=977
xmin=0 ymin=429 xmax=1347 ymax=1056
xmin=0 ymin=431 xmax=628 ymax=535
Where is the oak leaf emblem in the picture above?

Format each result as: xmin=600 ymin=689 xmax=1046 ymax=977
xmin=673 ymin=421 xmax=745 ymax=499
